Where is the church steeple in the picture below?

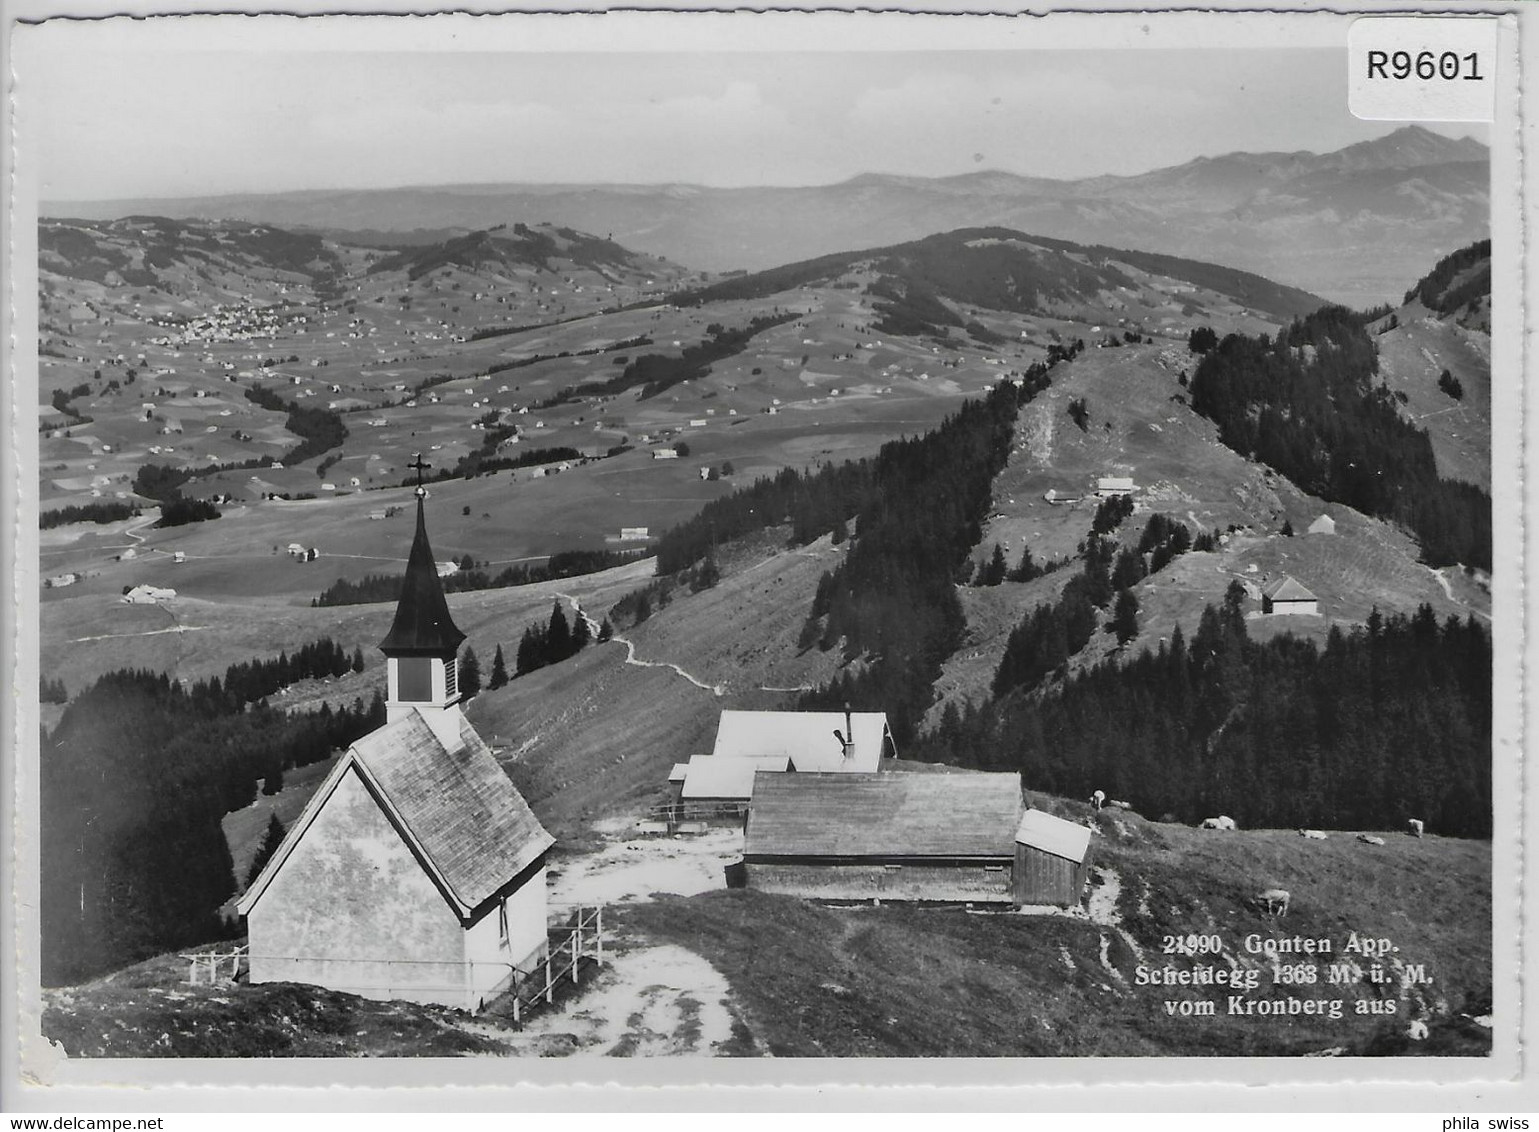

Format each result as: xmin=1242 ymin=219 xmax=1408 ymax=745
xmin=379 ymin=460 xmax=466 ymax=746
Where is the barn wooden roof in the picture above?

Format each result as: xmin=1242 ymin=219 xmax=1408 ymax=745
xmin=378 ymin=499 xmax=466 ymax=656
xmin=1264 ymin=574 xmax=1317 ymax=602
xmin=238 ymin=709 xmax=552 ymax=921
xmin=744 ymin=771 xmax=1023 ymax=859
xmin=1015 ymin=809 xmax=1092 ymax=864
xmin=711 ymin=710 xmax=891 ymax=772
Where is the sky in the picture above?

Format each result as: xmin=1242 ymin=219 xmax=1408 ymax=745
xmin=18 ymin=31 xmax=1489 ymax=202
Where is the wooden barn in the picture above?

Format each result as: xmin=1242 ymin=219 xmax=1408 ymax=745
xmin=741 ymin=771 xmax=1024 ymax=905
xmin=1262 ymin=574 xmax=1319 ymax=615
xmin=1013 ymin=809 xmax=1093 ymax=907
xmin=237 ymin=492 xmax=554 ymax=1012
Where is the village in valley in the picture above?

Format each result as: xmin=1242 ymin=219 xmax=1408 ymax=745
xmin=24 ymin=38 xmax=1499 ymax=1061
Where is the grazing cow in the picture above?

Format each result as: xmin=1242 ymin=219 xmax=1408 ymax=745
xmin=1259 ymin=888 xmax=1290 ymax=917
xmin=1107 ymin=799 xmax=1133 ymax=811
xmin=1407 ymin=1020 xmax=1429 ymax=1041
xmin=1200 ymin=816 xmax=1236 ymax=831
xmin=1299 ymin=829 xmax=1329 ymax=840
xmin=1090 ymin=789 xmax=1106 ymax=812
xmin=1408 ymin=818 xmax=1425 ymax=838
xmin=1357 ymin=834 xmax=1387 ymax=846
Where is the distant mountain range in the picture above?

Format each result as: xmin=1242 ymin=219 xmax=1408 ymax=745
xmin=44 ymin=126 xmax=1485 ymax=310
xmin=48 ymin=128 xmax=1483 ymax=309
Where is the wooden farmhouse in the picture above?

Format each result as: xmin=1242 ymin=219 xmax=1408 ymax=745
xmin=740 ymin=771 xmax=1025 ymax=905
xmin=1014 ymin=809 xmax=1093 ymax=906
xmin=237 ymin=494 xmax=555 ymax=1012
xmin=673 ymin=709 xmax=896 ymax=808
xmin=710 ymin=708 xmax=894 ymax=772
xmin=1262 ymin=574 xmax=1319 ymax=616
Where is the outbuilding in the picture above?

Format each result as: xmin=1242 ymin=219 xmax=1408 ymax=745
xmin=1262 ymin=575 xmax=1319 ymax=615
xmin=122 ymin=584 xmax=175 ymax=604
xmin=1013 ymin=809 xmax=1093 ymax=906
xmin=1307 ymin=514 xmax=1337 ymax=536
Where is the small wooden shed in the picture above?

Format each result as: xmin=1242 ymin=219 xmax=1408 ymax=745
xmin=742 ymin=771 xmax=1023 ymax=905
xmin=1014 ymin=809 xmax=1093 ymax=907
xmin=1262 ymin=574 xmax=1318 ymax=615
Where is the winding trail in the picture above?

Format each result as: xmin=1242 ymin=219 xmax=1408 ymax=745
xmin=1425 ymin=565 xmax=1493 ymax=623
xmin=555 ymin=592 xmax=725 ymax=697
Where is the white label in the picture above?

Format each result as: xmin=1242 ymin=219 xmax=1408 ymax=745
xmin=1348 ymin=16 xmax=1498 ymax=122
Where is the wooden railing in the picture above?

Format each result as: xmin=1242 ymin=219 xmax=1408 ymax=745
xmin=181 ymin=944 xmax=248 ymax=985
xmin=644 ymin=801 xmax=748 ymax=826
xmin=503 ymin=905 xmax=605 ymax=1024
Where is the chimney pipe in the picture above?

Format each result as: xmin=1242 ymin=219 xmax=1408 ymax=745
xmin=843 ymin=703 xmax=854 ymax=761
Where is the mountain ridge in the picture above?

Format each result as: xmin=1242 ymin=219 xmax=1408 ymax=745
xmin=43 ymin=127 xmax=1488 ymax=308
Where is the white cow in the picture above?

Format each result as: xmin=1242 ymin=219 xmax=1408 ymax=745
xmin=1299 ymin=829 xmax=1329 ymax=840
xmin=1408 ymin=818 xmax=1425 ymax=838
xmin=1199 ymin=816 xmax=1237 ymax=831
xmin=1107 ymin=799 xmax=1133 ymax=811
xmin=1259 ymin=888 xmax=1291 ymax=917
xmin=1357 ymin=834 xmax=1387 ymax=846
xmin=1407 ymin=1019 xmax=1429 ymax=1041
xmin=1090 ymin=789 xmax=1106 ymax=812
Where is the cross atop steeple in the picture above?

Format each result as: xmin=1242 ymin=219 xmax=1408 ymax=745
xmin=408 ymin=453 xmax=432 ymax=498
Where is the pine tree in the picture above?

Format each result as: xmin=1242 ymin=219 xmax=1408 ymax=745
xmin=547 ymin=601 xmax=572 ymax=661
xmin=597 ymin=618 xmax=614 ymax=643
xmin=981 ymin=543 xmax=1008 ymax=586
xmin=571 ymin=609 xmax=592 ymax=650
xmin=351 ymin=647 xmax=364 ymax=673
xmin=516 ymin=626 xmax=541 ymax=676
xmin=489 ymin=645 xmax=508 ymax=690
xmin=460 ymin=647 xmax=482 ymax=697
xmin=246 ymin=813 xmax=287 ymax=888
xmin=1008 ymin=544 xmax=1039 ymax=583
xmin=1113 ymin=589 xmax=1140 ymax=644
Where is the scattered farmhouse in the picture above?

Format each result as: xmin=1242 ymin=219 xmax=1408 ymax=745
xmin=122 ymin=584 xmax=175 ymax=604
xmin=1262 ymin=575 xmax=1319 ymax=616
xmin=619 ymin=526 xmax=650 ymax=542
xmin=1095 ymin=476 xmax=1138 ymax=498
xmin=740 ymin=771 xmax=1027 ymax=905
xmin=652 ymin=448 xmax=679 ymax=460
xmin=1307 ymin=514 xmax=1337 ymax=536
xmin=1014 ymin=809 xmax=1094 ymax=906
xmin=238 ymin=494 xmax=555 ymax=1012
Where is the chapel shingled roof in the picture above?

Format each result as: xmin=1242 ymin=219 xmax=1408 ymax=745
xmin=379 ymin=498 xmax=466 ymax=655
xmin=239 ymin=710 xmax=554 ymax=920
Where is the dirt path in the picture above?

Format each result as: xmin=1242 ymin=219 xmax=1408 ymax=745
xmin=494 ymin=942 xmax=746 ymax=1056
xmin=489 ymin=818 xmax=756 ymax=1055
xmin=556 ymin=591 xmax=725 ymax=696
